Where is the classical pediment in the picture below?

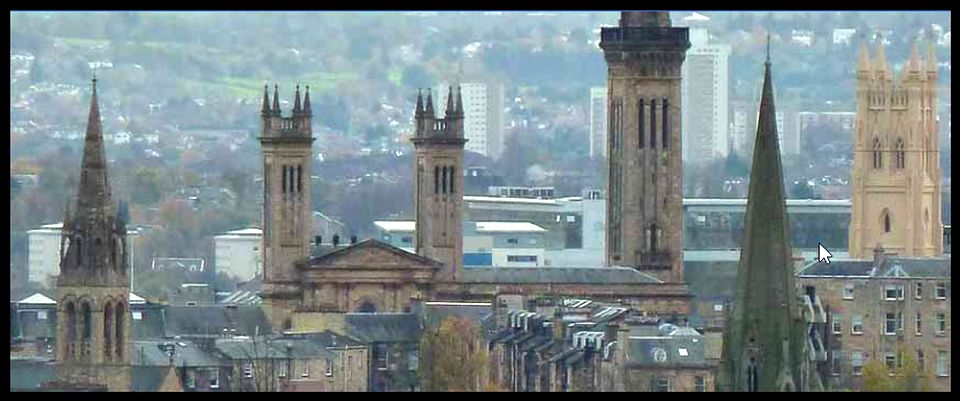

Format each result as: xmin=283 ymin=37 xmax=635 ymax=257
xmin=304 ymin=239 xmax=442 ymax=270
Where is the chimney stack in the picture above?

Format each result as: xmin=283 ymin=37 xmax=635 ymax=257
xmin=332 ymin=234 xmax=340 ymax=247
xmin=314 ymin=236 xmax=322 ymax=247
xmin=350 ymin=235 xmax=357 ymax=245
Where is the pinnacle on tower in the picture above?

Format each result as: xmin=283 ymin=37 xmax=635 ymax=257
xmin=907 ymin=41 xmax=923 ymax=74
xmin=302 ymin=85 xmax=312 ymax=116
xmin=261 ymin=84 xmax=271 ymax=116
xmin=425 ymin=88 xmax=435 ymax=118
xmin=293 ymin=84 xmax=302 ymax=114
xmin=873 ymin=36 xmax=890 ymax=78
xmin=445 ymin=85 xmax=455 ymax=118
xmin=272 ymin=84 xmax=281 ymax=115
xmin=455 ymin=86 xmax=464 ymax=116
xmin=858 ymin=40 xmax=872 ymax=73
xmin=415 ymin=89 xmax=424 ymax=117
xmin=925 ymin=41 xmax=938 ymax=74
xmin=74 ymin=78 xmax=113 ymax=221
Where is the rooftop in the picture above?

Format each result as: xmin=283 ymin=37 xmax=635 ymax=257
xmin=459 ymin=266 xmax=661 ymax=284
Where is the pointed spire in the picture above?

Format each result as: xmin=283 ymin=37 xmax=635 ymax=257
xmin=765 ymin=32 xmax=771 ymax=66
xmin=873 ymin=35 xmax=889 ymax=77
xmin=425 ymin=88 xmax=435 ymax=118
xmin=272 ymin=84 xmax=281 ymax=115
xmin=74 ymin=77 xmax=113 ymax=221
xmin=907 ymin=41 xmax=922 ymax=74
xmin=302 ymin=85 xmax=312 ymax=116
xmin=293 ymin=84 xmax=302 ymax=114
xmin=445 ymin=85 xmax=455 ymax=118
xmin=261 ymin=85 xmax=271 ymax=116
xmin=415 ymin=89 xmax=424 ymax=117
xmin=455 ymin=85 xmax=464 ymax=115
xmin=858 ymin=39 xmax=872 ymax=73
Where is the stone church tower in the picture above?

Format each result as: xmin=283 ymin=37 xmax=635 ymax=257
xmin=719 ymin=47 xmax=810 ymax=392
xmin=54 ymin=78 xmax=132 ymax=391
xmin=599 ymin=12 xmax=689 ymax=282
xmin=260 ymin=84 xmax=314 ymax=329
xmin=849 ymin=40 xmax=942 ymax=258
xmin=411 ymin=87 xmax=466 ymax=282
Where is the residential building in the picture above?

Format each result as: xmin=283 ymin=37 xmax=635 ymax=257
xmin=797 ymin=249 xmax=951 ymax=391
xmin=27 ymin=222 xmax=143 ymax=287
xmin=589 ymin=87 xmax=608 ymax=160
xmin=435 ymin=82 xmax=506 ymax=159
xmin=682 ymin=27 xmax=730 ymax=163
xmin=214 ymin=227 xmax=262 ymax=282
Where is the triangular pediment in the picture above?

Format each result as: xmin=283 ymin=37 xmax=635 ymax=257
xmin=306 ymin=239 xmax=442 ymax=270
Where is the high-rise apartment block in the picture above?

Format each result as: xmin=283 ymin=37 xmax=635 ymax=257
xmin=435 ymin=82 xmax=505 ymax=159
xmin=682 ymin=27 xmax=730 ymax=163
xmin=589 ymin=86 xmax=608 ymax=159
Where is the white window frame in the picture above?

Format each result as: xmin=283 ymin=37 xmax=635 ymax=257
xmin=843 ymin=283 xmax=854 ymax=300
xmin=242 ymin=361 xmax=253 ymax=378
xmin=884 ymin=284 xmax=904 ymax=301
xmin=884 ymin=312 xmax=901 ymax=335
xmin=377 ymin=345 xmax=389 ymax=371
xmin=935 ymin=282 xmax=946 ymax=299
xmin=832 ymin=314 xmax=843 ymax=335
xmin=936 ymin=352 xmax=949 ymax=377
xmin=831 ymin=351 xmax=842 ymax=376
xmin=278 ymin=360 xmax=288 ymax=378
xmin=185 ymin=369 xmax=196 ymax=389
xmin=852 ymin=352 xmax=864 ymax=376
xmin=302 ymin=361 xmax=310 ymax=378
xmin=915 ymin=282 xmax=923 ymax=300
xmin=916 ymin=313 xmax=923 ymax=336
xmin=936 ymin=313 xmax=947 ymax=335
xmin=209 ymin=369 xmax=220 ymax=389
xmin=694 ymin=376 xmax=705 ymax=392
xmin=408 ymin=350 xmax=419 ymax=371
xmin=325 ymin=359 xmax=333 ymax=377
xmin=851 ymin=315 xmax=863 ymax=335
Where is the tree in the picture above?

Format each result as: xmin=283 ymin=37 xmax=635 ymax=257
xmin=401 ymin=64 xmax=434 ymax=91
xmin=420 ymin=316 xmax=497 ymax=392
xmin=862 ymin=348 xmax=935 ymax=392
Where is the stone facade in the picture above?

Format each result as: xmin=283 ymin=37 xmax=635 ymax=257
xmin=260 ymin=84 xmax=315 ymax=330
xmin=797 ymin=252 xmax=951 ymax=391
xmin=849 ymin=40 xmax=943 ymax=258
xmin=599 ymin=12 xmax=689 ymax=283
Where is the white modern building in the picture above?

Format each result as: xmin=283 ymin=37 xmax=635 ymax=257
xmin=27 ymin=222 xmax=143 ymax=287
xmin=435 ymin=81 xmax=506 ymax=159
xmin=374 ymin=220 xmax=547 ymax=267
xmin=589 ymin=86 xmax=608 ymax=160
xmin=681 ymin=27 xmax=730 ymax=163
xmin=213 ymin=227 xmax=262 ymax=281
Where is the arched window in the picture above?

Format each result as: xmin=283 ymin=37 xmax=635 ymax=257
xmin=649 ymin=99 xmax=657 ymax=148
xmin=650 ymin=224 xmax=659 ymax=252
xmin=66 ymin=302 xmax=76 ymax=360
xmin=358 ymin=300 xmax=377 ymax=313
xmin=103 ymin=302 xmax=113 ymax=361
xmin=434 ymin=166 xmax=439 ymax=194
xmin=873 ymin=138 xmax=883 ymax=169
xmin=81 ymin=301 xmax=92 ymax=359
xmin=282 ymin=165 xmax=288 ymax=194
xmin=662 ymin=98 xmax=669 ymax=149
xmin=449 ymin=166 xmax=456 ymax=194
xmin=441 ymin=166 xmax=448 ymax=194
xmin=883 ymin=210 xmax=892 ymax=233
xmin=638 ymin=98 xmax=645 ymax=149
xmin=747 ymin=357 xmax=758 ymax=392
xmin=895 ymin=138 xmax=905 ymax=169
xmin=115 ymin=303 xmax=124 ymax=359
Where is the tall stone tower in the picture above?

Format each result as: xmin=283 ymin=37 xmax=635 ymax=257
xmin=54 ymin=78 xmax=132 ymax=391
xmin=260 ymin=84 xmax=314 ymax=329
xmin=412 ymin=87 xmax=466 ymax=282
xmin=718 ymin=47 xmax=809 ymax=392
xmin=849 ymin=40 xmax=942 ymax=258
xmin=599 ymin=12 xmax=690 ymax=282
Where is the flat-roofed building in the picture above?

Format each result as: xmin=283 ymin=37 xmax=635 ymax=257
xmin=374 ymin=220 xmax=547 ymax=267
xmin=214 ymin=227 xmax=262 ymax=281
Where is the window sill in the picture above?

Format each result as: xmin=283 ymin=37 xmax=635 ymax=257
xmin=843 ymin=297 xmax=854 ymax=301
xmin=935 ymin=332 xmax=947 ymax=337
xmin=851 ymin=332 xmax=863 ymax=336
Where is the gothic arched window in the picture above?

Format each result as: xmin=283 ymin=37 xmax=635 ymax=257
xmin=449 ymin=166 xmax=456 ymax=194
xmin=895 ymin=138 xmax=905 ymax=169
xmin=115 ymin=303 xmax=125 ymax=359
xmin=103 ymin=302 xmax=113 ymax=361
xmin=662 ymin=98 xmax=669 ymax=149
xmin=441 ymin=166 xmax=448 ymax=194
xmin=638 ymin=98 xmax=645 ymax=149
xmin=65 ymin=301 xmax=76 ymax=360
xmin=434 ymin=166 xmax=439 ymax=194
xmin=747 ymin=357 xmax=759 ymax=392
xmin=872 ymin=138 xmax=883 ymax=169
xmin=649 ymin=99 xmax=657 ymax=148
xmin=883 ymin=209 xmax=892 ymax=233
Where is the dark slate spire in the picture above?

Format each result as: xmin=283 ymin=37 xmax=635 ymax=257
xmin=445 ymin=85 xmax=455 ymax=118
xmin=718 ymin=50 xmax=807 ymax=392
xmin=425 ymin=88 xmax=435 ymax=118
xmin=455 ymin=85 xmax=464 ymax=116
xmin=293 ymin=84 xmax=302 ymax=114
xmin=272 ymin=84 xmax=281 ymax=115
xmin=261 ymin=84 xmax=271 ymax=116
xmin=74 ymin=77 xmax=113 ymax=221
xmin=302 ymin=85 xmax=312 ymax=116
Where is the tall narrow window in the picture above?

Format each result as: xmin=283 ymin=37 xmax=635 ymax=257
xmin=650 ymin=224 xmax=659 ymax=251
xmin=441 ymin=166 xmax=448 ymax=194
xmin=282 ymin=165 xmax=288 ymax=194
xmin=66 ymin=302 xmax=76 ymax=359
xmin=638 ymin=98 xmax=645 ymax=148
xmin=103 ymin=302 xmax=113 ymax=361
xmin=297 ymin=165 xmax=303 ymax=194
xmin=873 ymin=138 xmax=882 ymax=169
xmin=662 ymin=98 xmax=669 ymax=148
xmin=884 ymin=211 xmax=891 ymax=233
xmin=747 ymin=358 xmax=758 ymax=392
xmin=449 ymin=166 xmax=455 ymax=194
xmin=115 ymin=303 xmax=124 ymax=359
xmin=649 ymin=99 xmax=657 ymax=148
xmin=82 ymin=302 xmax=92 ymax=340
xmin=434 ymin=166 xmax=439 ymax=194
xmin=895 ymin=138 xmax=905 ymax=169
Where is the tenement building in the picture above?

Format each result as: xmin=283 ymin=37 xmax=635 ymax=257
xmin=848 ymin=40 xmax=943 ymax=258
xmin=797 ymin=248 xmax=951 ymax=391
xmin=599 ymin=11 xmax=689 ymax=283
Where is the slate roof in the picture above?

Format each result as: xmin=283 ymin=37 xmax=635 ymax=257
xmin=344 ymin=312 xmax=422 ymax=343
xmin=131 ymin=366 xmax=174 ymax=392
xmin=798 ymin=256 xmax=950 ymax=278
xmin=422 ymin=302 xmax=496 ymax=339
xmin=879 ymin=257 xmax=951 ymax=278
xmin=134 ymin=340 xmax=227 ymax=367
xmin=797 ymin=260 xmax=875 ymax=277
xmin=164 ymin=305 xmax=271 ymax=338
xmin=306 ymin=239 xmax=443 ymax=268
xmin=459 ymin=266 xmax=661 ymax=284
xmin=213 ymin=336 xmax=336 ymax=360
xmin=627 ymin=336 xmax=709 ymax=368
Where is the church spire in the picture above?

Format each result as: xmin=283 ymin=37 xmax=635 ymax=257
xmin=302 ymin=85 xmax=312 ymax=116
xmin=425 ymin=88 xmax=435 ymax=118
xmin=719 ymin=49 xmax=806 ymax=392
xmin=293 ymin=84 xmax=302 ymax=114
xmin=445 ymin=85 xmax=455 ymax=118
xmin=925 ymin=41 xmax=938 ymax=75
xmin=873 ymin=35 xmax=890 ymax=79
xmin=857 ymin=40 xmax=872 ymax=74
xmin=415 ymin=89 xmax=424 ymax=117
xmin=272 ymin=84 xmax=281 ymax=116
xmin=74 ymin=77 xmax=113 ymax=221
